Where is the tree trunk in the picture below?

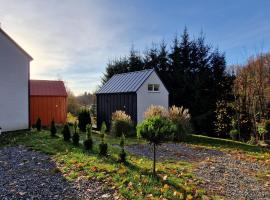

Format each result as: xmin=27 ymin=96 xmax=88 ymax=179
xmin=153 ymin=143 xmax=156 ymax=176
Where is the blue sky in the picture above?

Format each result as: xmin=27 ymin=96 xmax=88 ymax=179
xmin=0 ymin=0 xmax=269 ymax=94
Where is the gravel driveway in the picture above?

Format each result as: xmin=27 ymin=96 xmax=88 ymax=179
xmin=126 ymin=143 xmax=270 ymax=200
xmin=0 ymin=146 xmax=116 ymax=200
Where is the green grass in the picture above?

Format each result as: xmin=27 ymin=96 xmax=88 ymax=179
xmin=0 ymin=130 xmax=269 ymax=199
xmin=185 ymin=134 xmax=270 ymax=161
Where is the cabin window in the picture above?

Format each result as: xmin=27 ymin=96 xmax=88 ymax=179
xmin=148 ymin=84 xmax=160 ymax=92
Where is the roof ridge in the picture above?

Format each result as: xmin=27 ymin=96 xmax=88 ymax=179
xmin=112 ymin=68 xmax=154 ymax=77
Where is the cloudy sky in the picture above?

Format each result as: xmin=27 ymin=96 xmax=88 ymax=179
xmin=1 ymin=0 xmax=270 ymax=95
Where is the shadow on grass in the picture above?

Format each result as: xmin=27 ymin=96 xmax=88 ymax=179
xmin=185 ymin=134 xmax=270 ymax=153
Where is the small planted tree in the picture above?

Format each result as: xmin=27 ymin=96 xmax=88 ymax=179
xmin=72 ymin=121 xmax=80 ymax=146
xmin=50 ymin=119 xmax=57 ymax=137
xmin=36 ymin=118 xmax=42 ymax=132
xmin=99 ymin=122 xmax=108 ymax=156
xmin=137 ymin=116 xmax=176 ymax=176
xmin=62 ymin=124 xmax=71 ymax=141
xmin=84 ymin=124 xmax=93 ymax=150
xmin=119 ymin=134 xmax=126 ymax=163
xmin=78 ymin=108 xmax=91 ymax=132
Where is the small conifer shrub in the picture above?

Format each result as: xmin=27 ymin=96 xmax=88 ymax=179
xmin=78 ymin=108 xmax=91 ymax=132
xmin=84 ymin=124 xmax=93 ymax=150
xmin=119 ymin=134 xmax=126 ymax=163
xmin=99 ymin=122 xmax=108 ymax=156
xmin=50 ymin=119 xmax=57 ymax=137
xmin=36 ymin=118 xmax=42 ymax=132
xmin=72 ymin=121 xmax=80 ymax=146
xmin=62 ymin=124 xmax=71 ymax=141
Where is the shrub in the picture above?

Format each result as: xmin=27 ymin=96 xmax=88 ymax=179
xmin=137 ymin=116 xmax=176 ymax=175
xmin=99 ymin=122 xmax=108 ymax=156
xmin=119 ymin=134 xmax=126 ymax=163
xmin=111 ymin=110 xmax=134 ymax=137
xmin=229 ymin=129 xmax=239 ymax=141
xmin=144 ymin=105 xmax=168 ymax=119
xmin=36 ymin=118 xmax=41 ymax=132
xmin=67 ymin=112 xmax=78 ymax=124
xmin=257 ymin=123 xmax=267 ymax=141
xmin=84 ymin=124 xmax=93 ymax=150
xmin=62 ymin=124 xmax=71 ymax=141
xmin=50 ymin=119 xmax=57 ymax=137
xmin=168 ymin=106 xmax=192 ymax=141
xmin=72 ymin=121 xmax=80 ymax=146
xmin=78 ymin=108 xmax=91 ymax=132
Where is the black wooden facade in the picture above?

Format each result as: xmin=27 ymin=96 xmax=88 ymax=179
xmin=96 ymin=92 xmax=137 ymax=129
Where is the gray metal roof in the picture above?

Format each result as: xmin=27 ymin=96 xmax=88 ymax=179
xmin=97 ymin=69 xmax=154 ymax=94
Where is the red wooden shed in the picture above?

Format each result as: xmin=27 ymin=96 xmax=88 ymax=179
xmin=30 ymin=80 xmax=67 ymax=126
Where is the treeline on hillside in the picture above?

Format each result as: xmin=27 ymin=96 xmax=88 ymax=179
xmin=216 ymin=54 xmax=270 ymax=142
xmin=102 ymin=28 xmax=234 ymax=135
xmin=67 ymin=90 xmax=96 ymax=115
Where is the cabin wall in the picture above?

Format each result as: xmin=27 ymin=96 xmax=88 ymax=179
xmin=97 ymin=93 xmax=137 ymax=129
xmin=136 ymin=71 xmax=169 ymax=123
xmin=30 ymin=96 xmax=67 ymax=126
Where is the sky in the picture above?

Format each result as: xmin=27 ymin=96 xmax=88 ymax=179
xmin=0 ymin=0 xmax=270 ymax=95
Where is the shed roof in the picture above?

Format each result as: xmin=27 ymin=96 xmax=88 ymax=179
xmin=97 ymin=69 xmax=154 ymax=94
xmin=30 ymin=80 xmax=67 ymax=97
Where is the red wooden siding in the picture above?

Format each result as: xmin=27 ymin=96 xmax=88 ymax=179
xmin=30 ymin=96 xmax=67 ymax=126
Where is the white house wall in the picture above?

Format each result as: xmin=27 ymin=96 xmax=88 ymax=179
xmin=0 ymin=31 xmax=30 ymax=132
xmin=136 ymin=71 xmax=169 ymax=123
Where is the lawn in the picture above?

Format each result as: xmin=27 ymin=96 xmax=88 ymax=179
xmin=0 ymin=129 xmax=269 ymax=199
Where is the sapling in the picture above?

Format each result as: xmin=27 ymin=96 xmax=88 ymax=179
xmin=84 ymin=124 xmax=93 ymax=150
xmin=72 ymin=121 xmax=80 ymax=146
xmin=137 ymin=116 xmax=176 ymax=176
xmin=99 ymin=122 xmax=108 ymax=156
xmin=36 ymin=118 xmax=42 ymax=132
xmin=50 ymin=119 xmax=57 ymax=137
xmin=119 ymin=133 xmax=126 ymax=163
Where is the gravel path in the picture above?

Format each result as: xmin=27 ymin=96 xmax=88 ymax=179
xmin=126 ymin=143 xmax=224 ymax=162
xmin=126 ymin=143 xmax=270 ymax=200
xmin=0 ymin=146 xmax=117 ymax=200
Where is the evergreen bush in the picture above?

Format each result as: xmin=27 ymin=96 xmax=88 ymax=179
xmin=229 ymin=129 xmax=239 ymax=141
xmin=50 ymin=119 xmax=57 ymax=137
xmin=119 ymin=134 xmax=126 ymax=163
xmin=72 ymin=122 xmax=80 ymax=146
xmin=84 ymin=124 xmax=93 ymax=150
xmin=78 ymin=108 xmax=91 ymax=132
xmin=36 ymin=118 xmax=42 ymax=132
xmin=62 ymin=124 xmax=71 ymax=141
xmin=99 ymin=122 xmax=108 ymax=156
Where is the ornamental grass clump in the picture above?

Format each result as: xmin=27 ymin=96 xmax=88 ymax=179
xmin=72 ymin=121 xmax=80 ymax=146
xmin=99 ymin=122 xmax=108 ymax=156
xmin=144 ymin=105 xmax=168 ymax=119
xmin=84 ymin=124 xmax=93 ymax=150
xmin=111 ymin=110 xmax=134 ymax=137
xmin=168 ymin=106 xmax=192 ymax=141
xmin=50 ymin=119 xmax=57 ymax=137
xmin=137 ymin=116 xmax=176 ymax=176
xmin=62 ymin=124 xmax=71 ymax=141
